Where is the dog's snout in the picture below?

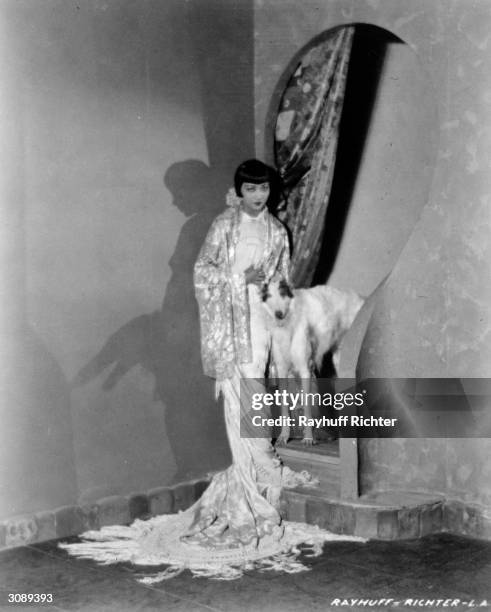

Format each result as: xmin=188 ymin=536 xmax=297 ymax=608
xmin=275 ymin=310 xmax=285 ymax=320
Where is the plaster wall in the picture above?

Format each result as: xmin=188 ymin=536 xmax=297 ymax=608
xmin=0 ymin=0 xmax=254 ymax=519
xmin=327 ymin=39 xmax=437 ymax=296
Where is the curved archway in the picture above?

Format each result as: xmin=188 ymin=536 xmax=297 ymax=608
xmin=268 ymin=24 xmax=438 ymax=298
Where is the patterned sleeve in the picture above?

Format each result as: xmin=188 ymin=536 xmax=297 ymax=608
xmin=193 ymin=216 xmax=237 ymax=379
xmin=276 ymin=225 xmax=292 ymax=284
xmin=194 ymin=218 xmax=228 ymax=291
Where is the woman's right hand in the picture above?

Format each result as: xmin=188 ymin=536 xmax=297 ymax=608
xmin=244 ymin=265 xmax=265 ymax=286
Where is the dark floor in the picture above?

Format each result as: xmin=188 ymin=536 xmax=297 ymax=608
xmin=0 ymin=534 xmax=489 ymax=612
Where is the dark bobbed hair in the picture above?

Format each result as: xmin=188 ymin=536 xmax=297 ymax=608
xmin=234 ymin=159 xmax=283 ymax=211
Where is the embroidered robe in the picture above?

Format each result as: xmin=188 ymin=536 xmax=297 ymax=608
xmin=194 ymin=205 xmax=290 ymax=380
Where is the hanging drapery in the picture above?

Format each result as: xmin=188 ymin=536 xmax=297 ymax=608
xmin=275 ymin=26 xmax=354 ymax=287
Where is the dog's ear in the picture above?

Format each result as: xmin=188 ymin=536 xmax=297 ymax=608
xmin=278 ymin=278 xmax=293 ymax=298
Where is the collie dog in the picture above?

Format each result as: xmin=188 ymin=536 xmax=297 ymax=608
xmin=262 ymin=277 xmax=364 ymax=445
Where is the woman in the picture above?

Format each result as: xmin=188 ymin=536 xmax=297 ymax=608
xmin=188 ymin=159 xmax=314 ymax=544
xmin=194 ymin=158 xmax=289 ymax=383
xmin=61 ymin=160 xmax=359 ymax=581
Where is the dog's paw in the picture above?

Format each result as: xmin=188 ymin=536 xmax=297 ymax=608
xmin=275 ymin=427 xmax=291 ymax=446
xmin=301 ymin=425 xmax=316 ymax=446
xmin=301 ymin=436 xmax=317 ymax=446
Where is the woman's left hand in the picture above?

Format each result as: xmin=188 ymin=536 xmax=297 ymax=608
xmin=244 ymin=266 xmax=265 ymax=286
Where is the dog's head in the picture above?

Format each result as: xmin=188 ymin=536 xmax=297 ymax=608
xmin=262 ymin=276 xmax=294 ymax=322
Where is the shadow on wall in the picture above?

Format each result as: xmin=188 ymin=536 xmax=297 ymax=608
xmin=73 ymin=160 xmax=228 ymax=483
xmin=67 ymin=0 xmax=254 ymax=485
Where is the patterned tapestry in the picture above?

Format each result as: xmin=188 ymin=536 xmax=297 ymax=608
xmin=275 ymin=27 xmax=354 ymax=287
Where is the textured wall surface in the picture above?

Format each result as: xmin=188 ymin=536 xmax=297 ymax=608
xmin=326 ymin=39 xmax=437 ymax=297
xmin=0 ymin=0 xmax=254 ymax=518
xmin=254 ymin=0 xmax=491 ymax=506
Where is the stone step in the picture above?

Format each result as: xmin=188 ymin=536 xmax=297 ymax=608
xmin=280 ymin=488 xmax=445 ymax=540
xmin=276 ymin=439 xmax=453 ymax=540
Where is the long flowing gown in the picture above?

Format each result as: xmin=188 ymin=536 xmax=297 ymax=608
xmin=60 ymin=204 xmax=364 ymax=581
xmin=60 ymin=364 xmax=362 ymax=581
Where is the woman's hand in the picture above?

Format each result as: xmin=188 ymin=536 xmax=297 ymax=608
xmin=244 ymin=265 xmax=265 ymax=286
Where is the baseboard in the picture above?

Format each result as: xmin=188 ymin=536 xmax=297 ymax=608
xmin=1 ymin=481 xmax=489 ymax=551
xmin=0 ymin=477 xmax=210 ymax=551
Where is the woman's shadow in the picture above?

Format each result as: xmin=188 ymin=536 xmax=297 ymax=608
xmin=72 ymin=160 xmax=229 ymax=482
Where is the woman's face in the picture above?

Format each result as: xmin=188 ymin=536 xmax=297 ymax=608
xmin=240 ymin=182 xmax=270 ymax=217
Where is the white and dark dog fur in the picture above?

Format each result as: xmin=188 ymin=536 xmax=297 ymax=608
xmin=262 ymin=277 xmax=364 ymax=446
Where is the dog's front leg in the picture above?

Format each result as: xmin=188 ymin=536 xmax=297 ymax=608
xmin=291 ymin=328 xmax=316 ymax=446
xmin=275 ymin=394 xmax=291 ymax=446
xmin=274 ymin=369 xmax=291 ymax=447
xmin=332 ymin=347 xmax=341 ymax=376
xmin=271 ymin=332 xmax=291 ymax=447
xmin=300 ymin=374 xmax=316 ymax=446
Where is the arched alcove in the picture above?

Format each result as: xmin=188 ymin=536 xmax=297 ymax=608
xmin=269 ymin=24 xmax=438 ymax=299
